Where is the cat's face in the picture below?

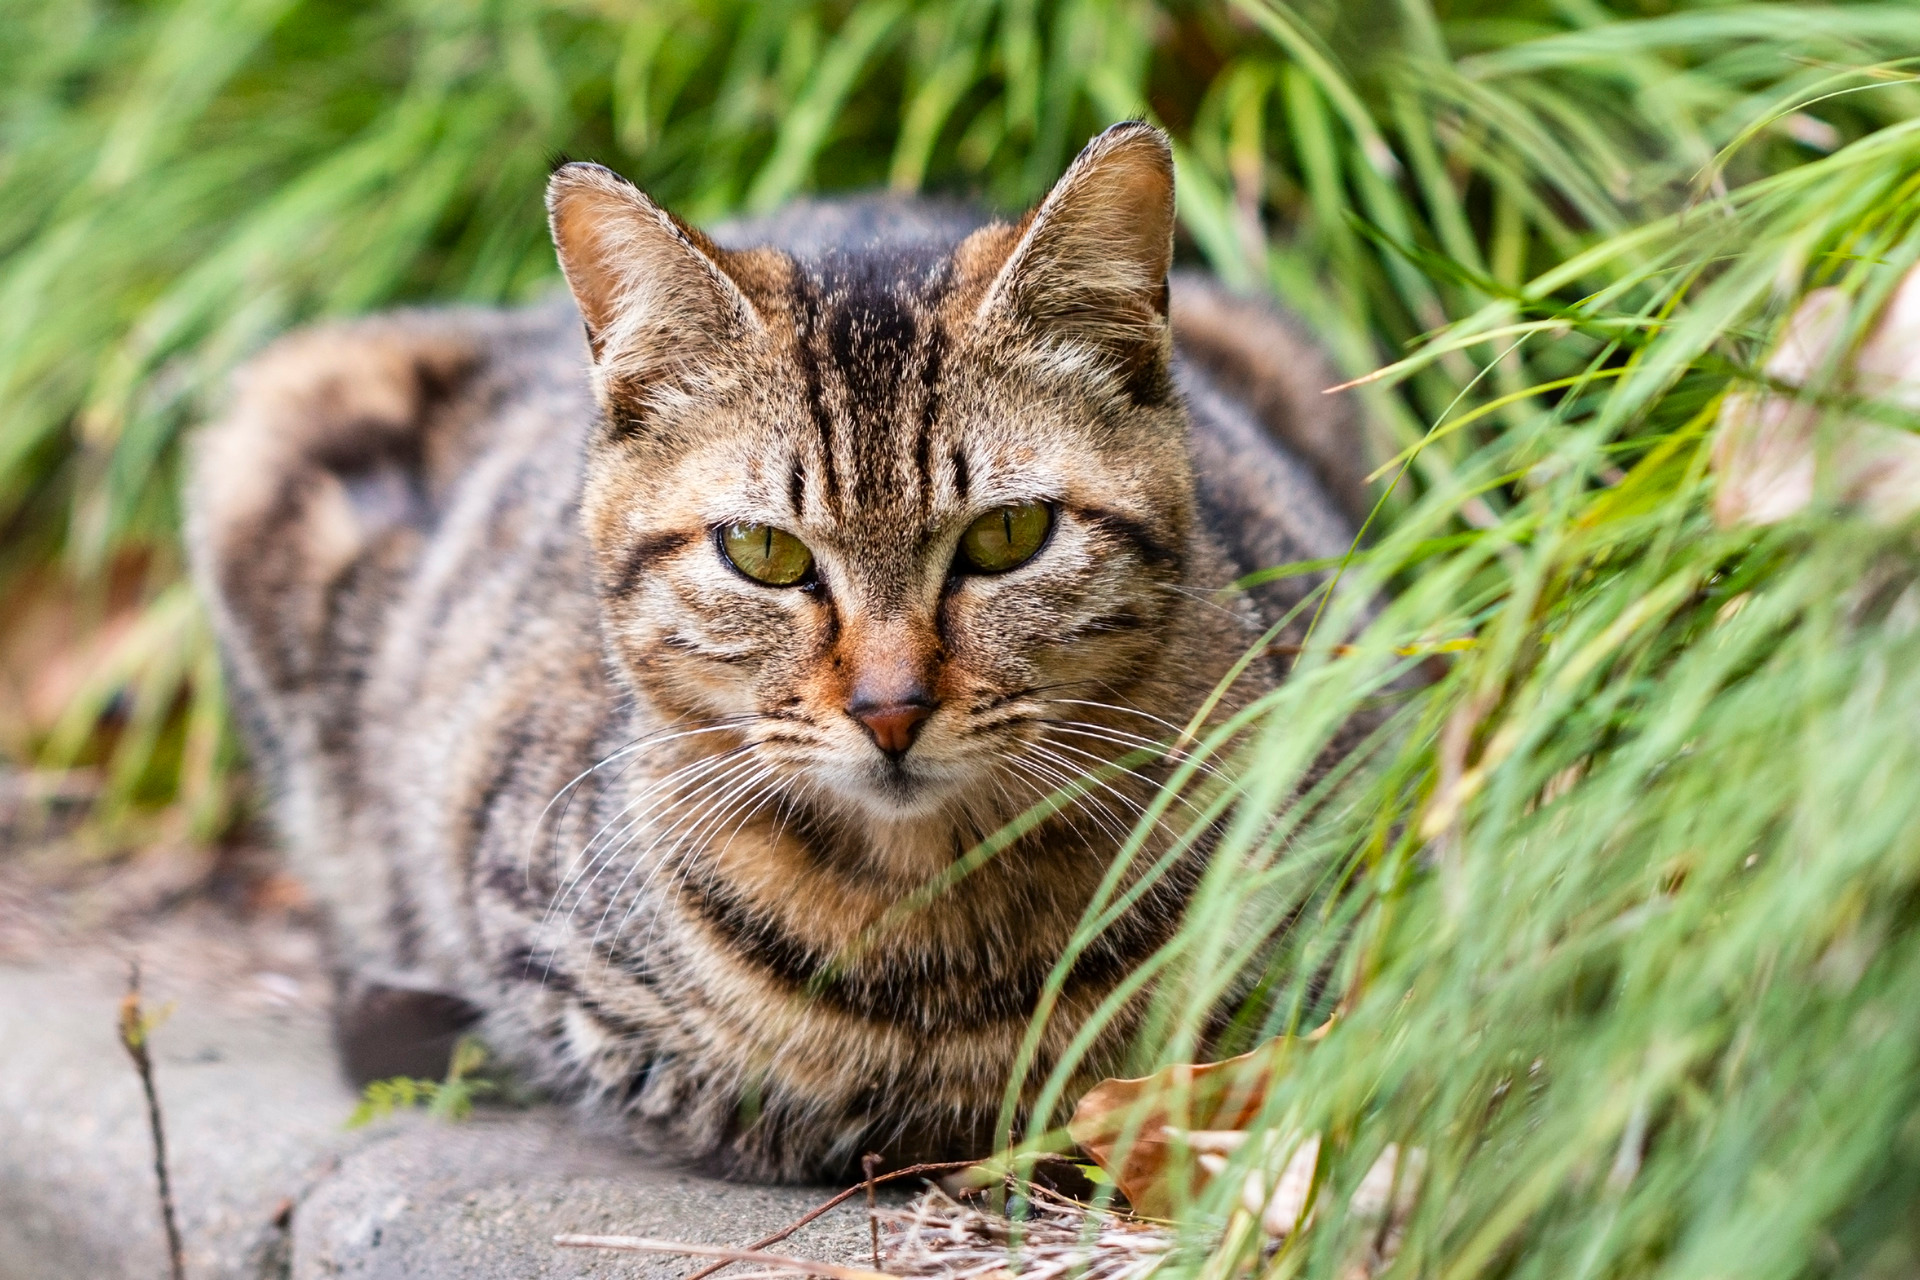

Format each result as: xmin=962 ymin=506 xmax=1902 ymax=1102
xmin=550 ymin=125 xmax=1195 ymax=823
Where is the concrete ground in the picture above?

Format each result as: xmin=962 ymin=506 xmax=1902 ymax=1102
xmin=0 ymin=866 xmax=875 ymax=1280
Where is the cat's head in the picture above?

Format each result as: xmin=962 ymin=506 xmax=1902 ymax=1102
xmin=547 ymin=124 xmax=1208 ymax=826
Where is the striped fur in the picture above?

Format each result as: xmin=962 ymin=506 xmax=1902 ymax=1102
xmin=186 ymin=124 xmax=1363 ymax=1180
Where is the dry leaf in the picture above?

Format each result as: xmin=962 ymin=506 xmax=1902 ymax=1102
xmin=1068 ymin=1038 xmax=1290 ymax=1218
xmin=1714 ymin=264 xmax=1920 ymax=527
xmin=1068 ymin=1030 xmax=1423 ymax=1271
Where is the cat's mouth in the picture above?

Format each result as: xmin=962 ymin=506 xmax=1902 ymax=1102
xmin=868 ymin=761 xmax=932 ymax=804
xmin=817 ymin=747 xmax=975 ymax=820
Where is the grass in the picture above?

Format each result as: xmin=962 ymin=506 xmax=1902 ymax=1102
xmin=6 ymin=0 xmax=1920 ymax=1276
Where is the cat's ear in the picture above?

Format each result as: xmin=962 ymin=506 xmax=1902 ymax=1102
xmin=546 ymin=162 xmax=761 ymax=402
xmin=974 ymin=122 xmax=1176 ymax=393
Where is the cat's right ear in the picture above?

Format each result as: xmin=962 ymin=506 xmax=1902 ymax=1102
xmin=546 ymin=162 xmax=761 ymax=407
xmin=970 ymin=122 xmax=1176 ymax=399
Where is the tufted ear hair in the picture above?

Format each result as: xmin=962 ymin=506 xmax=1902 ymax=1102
xmin=546 ymin=161 xmax=761 ymax=413
xmin=974 ymin=122 xmax=1176 ymax=396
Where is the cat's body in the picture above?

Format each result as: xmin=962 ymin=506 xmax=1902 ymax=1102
xmin=188 ymin=126 xmax=1365 ymax=1180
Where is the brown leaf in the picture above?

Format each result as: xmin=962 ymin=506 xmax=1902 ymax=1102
xmin=1068 ymin=1027 xmax=1424 ymax=1265
xmin=1068 ymin=1037 xmax=1294 ymax=1218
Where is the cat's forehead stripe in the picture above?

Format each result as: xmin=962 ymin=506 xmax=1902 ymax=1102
xmin=789 ymin=280 xmax=840 ymax=517
xmin=786 ymin=455 xmax=806 ymax=518
xmin=913 ymin=321 xmax=946 ymax=517
xmin=787 ymin=247 xmax=955 ymax=517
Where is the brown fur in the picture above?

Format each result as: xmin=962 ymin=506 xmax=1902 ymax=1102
xmin=187 ymin=124 xmax=1366 ymax=1180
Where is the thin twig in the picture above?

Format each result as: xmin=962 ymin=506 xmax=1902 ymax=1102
xmin=553 ymin=1234 xmax=895 ymax=1280
xmin=864 ymin=1153 xmax=883 ymax=1271
xmin=119 ymin=961 xmax=185 ymax=1280
xmin=678 ymin=1159 xmax=978 ymax=1280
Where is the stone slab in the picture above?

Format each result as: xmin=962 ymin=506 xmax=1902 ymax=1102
xmin=0 ymin=913 xmax=351 ymax=1279
xmin=0 ymin=903 xmax=874 ymax=1279
xmin=294 ymin=1115 xmax=874 ymax=1279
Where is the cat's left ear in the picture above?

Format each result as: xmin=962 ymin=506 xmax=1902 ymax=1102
xmin=974 ymin=121 xmax=1175 ymax=394
xmin=546 ymin=161 xmax=762 ymax=409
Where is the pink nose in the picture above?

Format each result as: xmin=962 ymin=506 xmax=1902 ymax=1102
xmin=850 ymin=701 xmax=934 ymax=758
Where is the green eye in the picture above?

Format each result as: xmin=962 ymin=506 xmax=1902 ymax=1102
xmin=720 ymin=523 xmax=815 ymax=585
xmin=959 ymin=502 xmax=1052 ymax=573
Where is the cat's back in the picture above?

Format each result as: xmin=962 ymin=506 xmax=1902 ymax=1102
xmin=189 ymin=297 xmax=596 ymax=753
xmin=187 ymin=297 xmax=614 ymax=987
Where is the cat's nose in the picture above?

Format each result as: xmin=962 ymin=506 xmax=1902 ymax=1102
xmin=848 ymin=696 xmax=936 ymax=758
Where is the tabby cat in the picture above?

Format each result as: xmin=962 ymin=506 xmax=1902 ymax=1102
xmin=187 ymin=122 xmax=1366 ymax=1180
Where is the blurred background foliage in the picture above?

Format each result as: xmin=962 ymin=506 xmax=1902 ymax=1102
xmin=7 ymin=3 xmax=1920 ymax=1275
xmin=1 ymin=0 xmax=1911 ymax=849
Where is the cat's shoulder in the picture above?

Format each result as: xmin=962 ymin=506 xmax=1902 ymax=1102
xmin=186 ymin=299 xmax=588 ymax=699
xmin=192 ymin=301 xmax=582 ymax=526
xmin=1170 ymin=272 xmax=1370 ymax=524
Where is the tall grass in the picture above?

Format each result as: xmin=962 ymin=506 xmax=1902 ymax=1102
xmin=5 ymin=0 xmax=1920 ymax=1273
xmin=985 ymin=11 xmax=1920 ymax=1279
xmin=1023 ymin=115 xmax=1920 ymax=1280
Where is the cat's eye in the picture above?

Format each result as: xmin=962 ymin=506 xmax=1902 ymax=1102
xmin=720 ymin=522 xmax=815 ymax=586
xmin=958 ymin=502 xmax=1052 ymax=574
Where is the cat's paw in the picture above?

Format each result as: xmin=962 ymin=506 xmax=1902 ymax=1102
xmin=336 ymin=979 xmax=483 ymax=1086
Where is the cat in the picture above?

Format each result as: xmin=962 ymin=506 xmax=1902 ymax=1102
xmin=187 ymin=122 xmax=1369 ymax=1181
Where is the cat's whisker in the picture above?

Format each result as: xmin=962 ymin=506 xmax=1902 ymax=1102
xmin=1006 ymin=750 xmax=1138 ymax=849
xmin=632 ymin=765 xmax=777 ymax=901
xmin=541 ymin=729 xmax=764 ymax=909
xmin=568 ymin=733 xmax=768 ymax=857
xmin=958 ymin=708 xmax=1044 ymax=738
xmin=963 ymin=689 xmax=1212 ymax=752
xmin=577 ymin=750 xmax=771 ymax=920
xmin=1150 ymin=578 xmax=1269 ymax=624
xmin=981 ymin=675 xmax=1140 ymax=705
xmin=988 ymin=760 xmax=1083 ymax=837
xmin=557 ymin=746 xmax=751 ymax=893
xmin=554 ymin=752 xmax=768 ymax=940
xmin=546 ymin=746 xmax=759 ymax=924
xmin=1039 ymin=722 xmax=1231 ymax=787
xmin=1021 ymin=766 xmax=1142 ymax=856
xmin=1022 ymin=743 xmax=1171 ymax=832
xmin=534 ymin=715 xmax=759 ymax=839
xmin=587 ymin=749 xmax=783 ymax=943
xmin=1035 ymin=703 xmax=1242 ymax=783
xmin=1027 ymin=737 xmax=1165 ymax=800
xmin=657 ymin=774 xmax=788 ymax=913
xmin=976 ymin=770 xmax=1030 ymax=836
xmin=1040 ymin=716 xmax=1211 ymax=765
xmin=630 ymin=775 xmax=793 ymax=957
xmin=1019 ymin=738 xmax=1200 ymax=853
xmin=1030 ymin=739 xmax=1205 ymax=842
xmin=1038 ymin=696 xmax=1196 ymax=738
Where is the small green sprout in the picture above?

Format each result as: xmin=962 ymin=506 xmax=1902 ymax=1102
xmin=347 ymin=1035 xmax=495 ymax=1128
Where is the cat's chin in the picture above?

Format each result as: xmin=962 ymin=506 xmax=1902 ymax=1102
xmin=815 ymin=756 xmax=973 ymax=823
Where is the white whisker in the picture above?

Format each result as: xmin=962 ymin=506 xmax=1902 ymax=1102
xmin=1009 ymin=750 xmax=1136 ymax=848
xmin=553 ymin=752 xmax=766 ymax=945
xmin=525 ymin=717 xmax=762 ymax=890
xmin=589 ymin=753 xmax=776 ymax=952
xmin=546 ymin=745 xmax=758 ymax=927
